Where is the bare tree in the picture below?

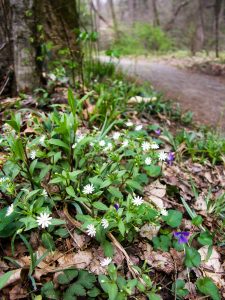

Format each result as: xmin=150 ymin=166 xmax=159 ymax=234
xmin=151 ymin=0 xmax=160 ymax=26
xmin=214 ymin=0 xmax=223 ymax=57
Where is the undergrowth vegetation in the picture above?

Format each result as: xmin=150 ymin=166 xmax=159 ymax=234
xmin=0 ymin=60 xmax=224 ymax=299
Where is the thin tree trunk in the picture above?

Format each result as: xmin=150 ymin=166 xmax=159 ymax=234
xmin=214 ymin=0 xmax=222 ymax=58
xmin=9 ymin=0 xmax=41 ymax=93
xmin=152 ymin=0 xmax=160 ymax=26
xmin=109 ymin=0 xmax=119 ymax=40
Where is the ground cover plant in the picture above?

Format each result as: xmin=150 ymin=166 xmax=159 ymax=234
xmin=0 ymin=61 xmax=224 ymax=300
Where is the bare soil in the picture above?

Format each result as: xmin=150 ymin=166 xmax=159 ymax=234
xmin=102 ymin=57 xmax=225 ymax=131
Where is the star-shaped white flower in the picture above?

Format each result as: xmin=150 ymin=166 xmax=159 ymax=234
xmin=125 ymin=121 xmax=133 ymax=127
xmin=122 ymin=139 xmax=129 ymax=147
xmin=42 ymin=189 xmax=48 ymax=198
xmin=39 ymin=135 xmax=46 ymax=145
xmin=100 ymin=257 xmax=112 ymax=267
xmin=145 ymin=157 xmax=152 ymax=165
xmin=6 ymin=204 xmax=14 ymax=216
xmin=83 ymin=184 xmax=95 ymax=194
xmin=99 ymin=140 xmax=106 ymax=147
xmin=104 ymin=142 xmax=113 ymax=152
xmin=135 ymin=125 xmax=143 ymax=131
xmin=142 ymin=141 xmax=150 ymax=152
xmin=101 ymin=219 xmax=109 ymax=229
xmin=132 ymin=195 xmax=144 ymax=206
xmin=77 ymin=134 xmax=84 ymax=142
xmin=37 ymin=212 xmax=52 ymax=228
xmin=113 ymin=132 xmax=120 ymax=140
xmin=30 ymin=150 xmax=36 ymax=160
xmin=160 ymin=209 xmax=168 ymax=216
xmin=158 ymin=151 xmax=168 ymax=161
xmin=150 ymin=143 xmax=159 ymax=149
xmin=86 ymin=224 xmax=96 ymax=237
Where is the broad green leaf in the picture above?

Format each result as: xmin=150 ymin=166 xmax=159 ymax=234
xmin=172 ymin=279 xmax=189 ymax=299
xmin=144 ymin=165 xmax=161 ymax=177
xmin=108 ymin=186 xmax=123 ymax=198
xmin=101 ymin=240 xmax=114 ymax=257
xmin=126 ymin=179 xmax=142 ymax=190
xmin=93 ymin=201 xmax=108 ymax=211
xmin=50 ymin=219 xmax=66 ymax=226
xmin=48 ymin=138 xmax=69 ymax=150
xmin=196 ymin=277 xmax=221 ymax=300
xmin=0 ymin=270 xmax=14 ymax=290
xmin=66 ymin=186 xmax=76 ymax=198
xmin=118 ymin=220 xmax=125 ymax=236
xmin=184 ymin=246 xmax=201 ymax=268
xmin=42 ymin=232 xmax=55 ymax=251
xmin=57 ymin=269 xmax=78 ymax=285
xmin=197 ymin=231 xmax=213 ymax=246
xmin=162 ymin=209 xmax=182 ymax=228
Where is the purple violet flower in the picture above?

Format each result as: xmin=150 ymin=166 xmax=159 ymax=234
xmin=114 ymin=203 xmax=119 ymax=211
xmin=174 ymin=231 xmax=190 ymax=244
xmin=155 ymin=129 xmax=161 ymax=135
xmin=167 ymin=152 xmax=175 ymax=166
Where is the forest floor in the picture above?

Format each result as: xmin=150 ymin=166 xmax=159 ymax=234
xmin=100 ymin=56 xmax=225 ymax=132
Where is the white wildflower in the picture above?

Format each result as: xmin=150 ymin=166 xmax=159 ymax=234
xmin=104 ymin=142 xmax=113 ymax=152
xmin=135 ymin=125 xmax=143 ymax=131
xmin=101 ymin=219 xmax=109 ymax=229
xmin=150 ymin=142 xmax=159 ymax=149
xmin=36 ymin=212 xmax=52 ymax=228
xmin=30 ymin=150 xmax=36 ymax=160
xmin=83 ymin=183 xmax=95 ymax=194
xmin=160 ymin=209 xmax=168 ymax=216
xmin=145 ymin=157 xmax=152 ymax=165
xmin=86 ymin=224 xmax=96 ymax=237
xmin=122 ymin=139 xmax=129 ymax=147
xmin=113 ymin=132 xmax=120 ymax=140
xmin=158 ymin=151 xmax=168 ymax=161
xmin=77 ymin=134 xmax=84 ymax=142
xmin=125 ymin=121 xmax=133 ymax=127
xmin=42 ymin=189 xmax=48 ymax=198
xmin=6 ymin=204 xmax=14 ymax=216
xmin=132 ymin=195 xmax=144 ymax=206
xmin=142 ymin=141 xmax=150 ymax=152
xmin=100 ymin=257 xmax=112 ymax=267
xmin=72 ymin=143 xmax=76 ymax=149
xmin=0 ymin=177 xmax=7 ymax=184
xmin=49 ymin=73 xmax=56 ymax=81
xmin=99 ymin=140 xmax=106 ymax=147
xmin=39 ymin=135 xmax=46 ymax=145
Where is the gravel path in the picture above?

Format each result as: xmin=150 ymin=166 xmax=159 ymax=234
xmin=101 ymin=56 xmax=225 ymax=131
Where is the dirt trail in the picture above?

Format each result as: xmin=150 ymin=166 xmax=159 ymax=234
xmin=101 ymin=56 xmax=225 ymax=131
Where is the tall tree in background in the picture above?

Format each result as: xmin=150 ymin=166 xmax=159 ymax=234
xmin=214 ymin=0 xmax=223 ymax=57
xmin=109 ymin=0 xmax=120 ymax=40
xmin=0 ymin=0 xmax=81 ymax=95
xmin=151 ymin=0 xmax=160 ymax=26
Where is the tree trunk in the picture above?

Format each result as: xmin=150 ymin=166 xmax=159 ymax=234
xmin=9 ymin=0 xmax=41 ymax=93
xmin=214 ymin=0 xmax=222 ymax=58
xmin=109 ymin=0 xmax=120 ymax=40
xmin=152 ymin=0 xmax=160 ymax=26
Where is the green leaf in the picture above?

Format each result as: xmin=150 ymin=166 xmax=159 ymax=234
xmin=118 ymin=220 xmax=125 ymax=236
xmin=54 ymin=228 xmax=69 ymax=238
xmin=163 ymin=209 xmax=182 ymax=228
xmin=42 ymin=232 xmax=55 ymax=251
xmin=93 ymin=201 xmax=108 ymax=211
xmin=68 ymin=88 xmax=76 ymax=116
xmin=78 ymin=270 xmax=96 ymax=289
xmin=99 ymin=275 xmax=118 ymax=300
xmin=41 ymin=281 xmax=60 ymax=299
xmin=197 ymin=231 xmax=213 ymax=246
xmin=48 ymin=138 xmax=70 ymax=150
xmin=192 ymin=215 xmax=203 ymax=226
xmin=172 ymin=279 xmax=189 ymax=299
xmin=144 ymin=165 xmax=161 ymax=177
xmin=101 ymin=240 xmax=114 ymax=257
xmin=20 ymin=216 xmax=38 ymax=231
xmin=0 ymin=270 xmax=14 ymax=290
xmin=147 ymin=292 xmax=162 ymax=300
xmin=66 ymin=186 xmax=76 ymax=198
xmin=50 ymin=219 xmax=66 ymax=226
xmin=184 ymin=246 xmax=201 ymax=268
xmin=57 ymin=269 xmax=78 ymax=285
xmin=126 ymin=179 xmax=142 ymax=190
xmin=196 ymin=277 xmax=221 ymax=300
xmin=108 ymin=187 xmax=123 ymax=198
xmin=87 ymin=287 xmax=100 ymax=297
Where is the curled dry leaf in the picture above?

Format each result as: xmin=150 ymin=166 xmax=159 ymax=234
xmin=144 ymin=250 xmax=175 ymax=274
xmin=57 ymin=249 xmax=93 ymax=269
xmin=198 ymin=246 xmax=225 ymax=288
xmin=193 ymin=193 xmax=207 ymax=211
xmin=128 ymin=96 xmax=157 ymax=104
xmin=140 ymin=224 xmax=160 ymax=240
xmin=144 ymin=180 xmax=166 ymax=209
